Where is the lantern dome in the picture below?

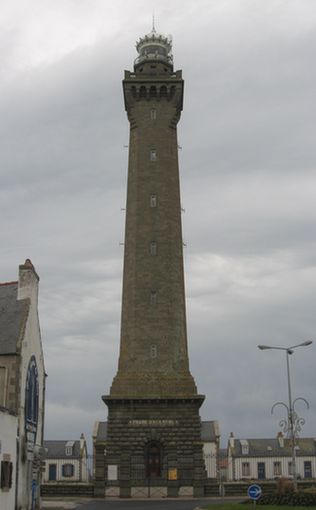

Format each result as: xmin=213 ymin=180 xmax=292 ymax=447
xmin=134 ymin=26 xmax=173 ymax=70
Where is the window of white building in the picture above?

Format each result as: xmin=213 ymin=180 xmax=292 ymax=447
xmin=0 ymin=367 xmax=7 ymax=407
xmin=62 ymin=464 xmax=74 ymax=477
xmin=274 ymin=461 xmax=282 ymax=476
xmin=0 ymin=460 xmax=13 ymax=489
xmin=65 ymin=441 xmax=75 ymax=456
xmin=304 ymin=461 xmax=312 ymax=478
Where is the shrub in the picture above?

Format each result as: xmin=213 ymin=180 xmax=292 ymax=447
xmin=256 ymin=491 xmax=316 ymax=506
xmin=276 ymin=477 xmax=294 ymax=495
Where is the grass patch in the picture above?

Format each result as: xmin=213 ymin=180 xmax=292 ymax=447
xmin=201 ymin=505 xmax=316 ymax=510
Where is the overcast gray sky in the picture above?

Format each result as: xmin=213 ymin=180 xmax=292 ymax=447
xmin=1 ymin=0 xmax=315 ymax=450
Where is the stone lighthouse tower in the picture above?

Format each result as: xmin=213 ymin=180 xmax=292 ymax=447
xmin=101 ymin=26 xmax=206 ymax=498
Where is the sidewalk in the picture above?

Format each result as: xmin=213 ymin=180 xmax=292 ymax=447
xmin=41 ymin=498 xmax=92 ymax=509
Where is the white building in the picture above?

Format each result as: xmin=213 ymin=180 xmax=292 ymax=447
xmin=0 ymin=260 xmax=46 ymax=510
xmin=0 ymin=409 xmax=17 ymax=510
xmin=228 ymin=433 xmax=316 ymax=481
xmin=202 ymin=421 xmax=220 ymax=479
xmin=43 ymin=435 xmax=89 ymax=483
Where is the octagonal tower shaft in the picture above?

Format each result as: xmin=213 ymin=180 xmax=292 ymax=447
xmin=110 ymin=59 xmax=197 ymax=398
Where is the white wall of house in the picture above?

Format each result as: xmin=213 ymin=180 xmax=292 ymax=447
xmin=43 ymin=458 xmax=81 ymax=483
xmin=0 ymin=411 xmax=17 ymax=510
xmin=203 ymin=442 xmax=217 ymax=478
xmin=17 ymin=263 xmax=46 ymax=510
xmin=228 ymin=455 xmax=316 ymax=481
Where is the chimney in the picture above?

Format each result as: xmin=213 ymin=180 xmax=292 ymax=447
xmin=229 ymin=432 xmax=235 ymax=449
xmin=80 ymin=433 xmax=85 ymax=454
xmin=17 ymin=259 xmax=39 ymax=305
xmin=277 ymin=431 xmax=284 ymax=448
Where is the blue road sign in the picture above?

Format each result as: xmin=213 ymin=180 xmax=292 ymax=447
xmin=248 ymin=484 xmax=262 ymax=500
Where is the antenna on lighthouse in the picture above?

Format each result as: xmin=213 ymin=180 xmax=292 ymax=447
xmin=152 ymin=11 xmax=156 ymax=32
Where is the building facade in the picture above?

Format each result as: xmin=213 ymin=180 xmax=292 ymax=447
xmin=0 ymin=260 xmax=46 ymax=510
xmin=228 ymin=434 xmax=316 ymax=481
xmin=43 ymin=435 xmax=89 ymax=484
xmin=94 ymin=420 xmax=220 ymax=487
xmin=202 ymin=421 xmax=220 ymax=479
xmin=95 ymin=27 xmax=208 ymax=498
xmin=0 ymin=409 xmax=17 ymax=509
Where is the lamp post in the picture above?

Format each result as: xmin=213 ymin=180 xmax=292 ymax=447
xmin=257 ymin=341 xmax=312 ymax=490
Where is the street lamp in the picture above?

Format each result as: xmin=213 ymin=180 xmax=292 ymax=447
xmin=258 ymin=341 xmax=312 ymax=490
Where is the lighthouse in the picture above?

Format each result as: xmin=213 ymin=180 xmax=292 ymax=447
xmin=100 ymin=26 xmax=206 ymax=498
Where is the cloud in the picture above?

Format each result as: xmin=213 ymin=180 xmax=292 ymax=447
xmin=1 ymin=0 xmax=316 ymax=449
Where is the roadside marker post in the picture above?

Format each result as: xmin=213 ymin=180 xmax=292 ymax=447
xmin=247 ymin=484 xmax=262 ymax=509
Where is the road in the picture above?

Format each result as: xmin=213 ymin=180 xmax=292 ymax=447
xmin=42 ymin=497 xmax=242 ymax=510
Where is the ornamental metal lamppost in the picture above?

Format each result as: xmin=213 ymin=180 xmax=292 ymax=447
xmin=258 ymin=341 xmax=313 ymax=490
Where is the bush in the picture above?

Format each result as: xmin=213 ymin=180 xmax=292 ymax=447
xmin=276 ymin=477 xmax=294 ymax=495
xmin=256 ymin=492 xmax=316 ymax=506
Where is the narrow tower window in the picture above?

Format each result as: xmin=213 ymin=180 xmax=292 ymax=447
xmin=0 ymin=367 xmax=7 ymax=407
xmin=150 ymin=149 xmax=157 ymax=161
xmin=150 ymin=109 xmax=157 ymax=120
xmin=150 ymin=242 xmax=157 ymax=256
xmin=150 ymin=290 xmax=157 ymax=304
xmin=150 ymin=194 xmax=157 ymax=207
xmin=150 ymin=345 xmax=157 ymax=358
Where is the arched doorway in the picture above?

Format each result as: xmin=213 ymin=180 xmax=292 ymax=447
xmin=146 ymin=442 xmax=161 ymax=478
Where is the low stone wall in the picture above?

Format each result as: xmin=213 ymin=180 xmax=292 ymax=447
xmin=42 ymin=480 xmax=316 ymax=499
xmin=41 ymin=484 xmax=94 ymax=498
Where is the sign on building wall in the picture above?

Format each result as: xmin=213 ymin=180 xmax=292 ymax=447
xmin=25 ymin=356 xmax=39 ymax=461
xmin=168 ymin=468 xmax=178 ymax=481
xmin=108 ymin=465 xmax=118 ymax=481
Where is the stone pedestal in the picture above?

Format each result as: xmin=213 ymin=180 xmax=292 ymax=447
xmin=103 ymin=396 xmax=206 ymax=496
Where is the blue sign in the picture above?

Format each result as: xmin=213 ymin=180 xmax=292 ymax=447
xmin=248 ymin=484 xmax=262 ymax=500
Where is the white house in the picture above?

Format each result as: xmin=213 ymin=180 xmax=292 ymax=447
xmin=0 ymin=260 xmax=46 ymax=510
xmin=228 ymin=433 xmax=316 ymax=481
xmin=202 ymin=421 xmax=220 ymax=479
xmin=0 ymin=409 xmax=17 ymax=510
xmin=43 ymin=434 xmax=89 ymax=483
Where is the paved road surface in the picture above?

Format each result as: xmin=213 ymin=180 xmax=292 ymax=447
xmin=42 ymin=497 xmax=242 ymax=510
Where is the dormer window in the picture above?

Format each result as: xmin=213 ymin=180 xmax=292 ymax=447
xmin=65 ymin=441 xmax=75 ymax=456
xmin=240 ymin=439 xmax=249 ymax=455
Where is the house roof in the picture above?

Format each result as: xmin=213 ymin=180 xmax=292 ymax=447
xmin=0 ymin=282 xmax=29 ymax=355
xmin=201 ymin=421 xmax=220 ymax=442
xmin=94 ymin=421 xmax=108 ymax=442
xmin=230 ymin=438 xmax=316 ymax=457
xmin=43 ymin=440 xmax=81 ymax=459
xmin=94 ymin=420 xmax=218 ymax=443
